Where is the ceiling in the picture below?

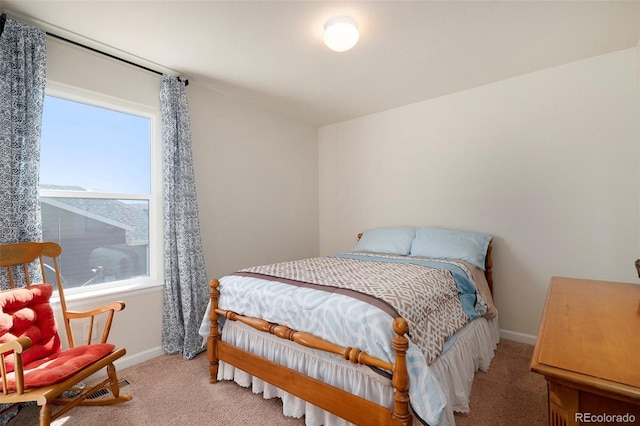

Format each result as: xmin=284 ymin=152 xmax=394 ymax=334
xmin=2 ymin=1 xmax=640 ymax=126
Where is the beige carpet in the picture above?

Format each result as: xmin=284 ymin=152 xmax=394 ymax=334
xmin=453 ymin=339 xmax=548 ymax=426
xmin=9 ymin=339 xmax=547 ymax=425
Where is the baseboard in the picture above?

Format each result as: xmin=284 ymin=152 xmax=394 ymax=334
xmin=499 ymin=329 xmax=537 ymax=346
xmin=115 ymin=346 xmax=166 ymax=370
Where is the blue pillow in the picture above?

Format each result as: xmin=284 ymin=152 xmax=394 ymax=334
xmin=354 ymin=227 xmax=415 ymax=255
xmin=410 ymin=227 xmax=492 ymax=270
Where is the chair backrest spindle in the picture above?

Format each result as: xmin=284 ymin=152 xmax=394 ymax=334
xmin=6 ymin=267 xmax=14 ymax=289
xmin=39 ymin=255 xmax=47 ymax=285
xmin=22 ymin=263 xmax=30 ymax=287
xmin=0 ymin=354 xmax=7 ymax=394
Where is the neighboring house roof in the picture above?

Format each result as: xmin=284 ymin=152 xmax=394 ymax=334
xmin=40 ymin=184 xmax=149 ymax=245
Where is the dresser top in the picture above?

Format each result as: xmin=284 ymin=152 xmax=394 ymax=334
xmin=533 ymin=276 xmax=640 ymax=391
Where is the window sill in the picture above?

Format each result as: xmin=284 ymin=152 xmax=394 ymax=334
xmin=50 ymin=279 xmax=164 ymax=305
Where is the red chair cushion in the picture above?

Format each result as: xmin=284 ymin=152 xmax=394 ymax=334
xmin=6 ymin=343 xmax=115 ymax=390
xmin=0 ymin=284 xmax=60 ymax=371
xmin=1 ymin=284 xmax=118 ymax=390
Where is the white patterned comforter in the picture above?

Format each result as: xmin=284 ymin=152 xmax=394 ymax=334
xmin=199 ymin=253 xmax=489 ymax=425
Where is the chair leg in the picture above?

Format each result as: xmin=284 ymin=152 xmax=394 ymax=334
xmin=103 ymin=363 xmax=132 ymax=405
xmin=107 ymin=363 xmax=121 ymax=398
xmin=54 ymin=364 xmax=132 ymax=408
xmin=39 ymin=403 xmax=52 ymax=426
xmin=77 ymin=363 xmax=132 ymax=406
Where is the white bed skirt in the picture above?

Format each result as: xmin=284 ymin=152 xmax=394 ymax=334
xmin=215 ymin=314 xmax=499 ymax=426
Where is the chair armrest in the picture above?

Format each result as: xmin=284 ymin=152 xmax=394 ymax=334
xmin=0 ymin=336 xmax=32 ymax=355
xmin=0 ymin=336 xmax=32 ymax=395
xmin=64 ymin=301 xmax=126 ymax=320
xmin=63 ymin=302 xmax=126 ymax=346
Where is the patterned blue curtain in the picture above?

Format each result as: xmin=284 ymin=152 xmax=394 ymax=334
xmin=160 ymin=76 xmax=208 ymax=359
xmin=0 ymin=17 xmax=46 ymax=290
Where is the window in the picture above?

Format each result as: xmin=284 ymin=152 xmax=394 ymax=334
xmin=39 ymin=89 xmax=161 ymax=293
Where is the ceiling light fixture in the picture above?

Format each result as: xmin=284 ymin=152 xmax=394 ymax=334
xmin=323 ymin=16 xmax=359 ymax=52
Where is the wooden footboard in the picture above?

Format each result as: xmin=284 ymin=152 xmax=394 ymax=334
xmin=208 ymin=278 xmax=413 ymax=426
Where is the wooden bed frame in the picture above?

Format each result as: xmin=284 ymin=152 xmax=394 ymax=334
xmin=207 ymin=241 xmax=494 ymax=426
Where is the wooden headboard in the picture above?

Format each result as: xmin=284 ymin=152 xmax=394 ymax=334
xmin=356 ymin=233 xmax=494 ymax=295
xmin=484 ymin=241 xmax=494 ymax=295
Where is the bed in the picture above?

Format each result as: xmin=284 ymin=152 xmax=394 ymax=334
xmin=199 ymin=226 xmax=499 ymax=425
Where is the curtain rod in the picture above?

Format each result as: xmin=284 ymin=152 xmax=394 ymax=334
xmin=46 ymin=32 xmax=188 ymax=86
xmin=0 ymin=13 xmax=188 ymax=86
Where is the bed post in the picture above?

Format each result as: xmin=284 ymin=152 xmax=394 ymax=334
xmin=391 ymin=317 xmax=412 ymax=425
xmin=208 ymin=279 xmax=221 ymax=384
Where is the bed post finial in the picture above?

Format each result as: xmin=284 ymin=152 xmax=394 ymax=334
xmin=391 ymin=317 xmax=412 ymax=425
xmin=208 ymin=279 xmax=221 ymax=383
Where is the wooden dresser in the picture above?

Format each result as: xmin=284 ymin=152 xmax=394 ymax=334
xmin=531 ymin=276 xmax=640 ymax=426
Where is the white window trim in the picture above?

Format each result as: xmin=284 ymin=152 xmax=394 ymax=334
xmin=42 ymin=82 xmax=164 ymax=301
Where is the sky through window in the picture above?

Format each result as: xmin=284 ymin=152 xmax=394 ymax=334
xmin=40 ymin=96 xmax=151 ymax=194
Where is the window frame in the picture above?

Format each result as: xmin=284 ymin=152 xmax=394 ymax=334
xmin=41 ymin=82 xmax=164 ymax=300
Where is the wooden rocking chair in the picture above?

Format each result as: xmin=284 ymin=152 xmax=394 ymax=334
xmin=0 ymin=242 xmax=132 ymax=425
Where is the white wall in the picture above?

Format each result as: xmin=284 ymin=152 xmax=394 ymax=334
xmin=189 ymin=84 xmax=319 ymax=279
xmin=46 ymin=36 xmax=320 ymax=367
xmin=319 ymin=48 xmax=640 ymax=339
